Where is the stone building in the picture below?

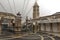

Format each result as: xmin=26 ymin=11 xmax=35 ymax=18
xmin=0 ymin=12 xmax=22 ymax=34
xmin=27 ymin=0 xmax=60 ymax=33
xmin=31 ymin=12 xmax=60 ymax=33
xmin=0 ymin=12 xmax=16 ymax=34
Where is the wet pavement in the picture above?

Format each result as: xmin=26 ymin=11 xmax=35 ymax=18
xmin=8 ymin=34 xmax=41 ymax=40
xmin=53 ymin=36 xmax=60 ymax=40
xmin=0 ymin=31 xmax=60 ymax=40
xmin=0 ymin=31 xmax=13 ymax=39
xmin=44 ymin=37 xmax=52 ymax=40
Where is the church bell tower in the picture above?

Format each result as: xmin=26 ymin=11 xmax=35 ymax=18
xmin=33 ymin=0 xmax=39 ymax=19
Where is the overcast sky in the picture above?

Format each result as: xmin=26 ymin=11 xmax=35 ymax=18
xmin=0 ymin=0 xmax=60 ymax=19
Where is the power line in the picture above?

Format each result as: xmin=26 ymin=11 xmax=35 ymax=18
xmin=21 ymin=0 xmax=26 ymax=14
xmin=7 ymin=0 xmax=13 ymax=12
xmin=13 ymin=0 xmax=16 ymax=13
xmin=23 ymin=7 xmax=32 ymax=19
xmin=24 ymin=1 xmax=36 ymax=18
xmin=23 ymin=0 xmax=30 ymax=14
xmin=0 ymin=2 xmax=7 ymax=12
xmin=25 ymin=7 xmax=32 ymax=16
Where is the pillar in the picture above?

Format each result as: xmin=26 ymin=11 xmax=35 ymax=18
xmin=53 ymin=23 xmax=58 ymax=32
xmin=43 ymin=23 xmax=46 ymax=31
xmin=36 ymin=23 xmax=40 ymax=32
xmin=45 ymin=23 xmax=50 ymax=32
xmin=33 ymin=22 xmax=38 ymax=33
xmin=35 ymin=22 xmax=37 ymax=33
xmin=33 ymin=24 xmax=37 ymax=33
xmin=50 ymin=23 xmax=53 ymax=32
xmin=41 ymin=23 xmax=45 ymax=31
xmin=39 ymin=23 xmax=41 ymax=31
xmin=57 ymin=23 xmax=60 ymax=32
xmin=32 ymin=24 xmax=35 ymax=33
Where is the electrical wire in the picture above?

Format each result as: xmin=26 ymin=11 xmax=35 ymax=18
xmin=0 ymin=2 xmax=7 ymax=12
xmin=13 ymin=0 xmax=16 ymax=13
xmin=23 ymin=7 xmax=32 ymax=19
xmin=21 ymin=0 xmax=26 ymax=14
xmin=24 ymin=0 xmax=36 ymax=19
xmin=23 ymin=0 xmax=30 ymax=14
xmin=7 ymin=0 xmax=13 ymax=12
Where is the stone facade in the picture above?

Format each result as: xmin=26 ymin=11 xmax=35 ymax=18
xmin=33 ymin=1 xmax=39 ymax=19
xmin=31 ymin=12 xmax=60 ymax=33
xmin=0 ymin=12 xmax=21 ymax=34
xmin=29 ymin=0 xmax=60 ymax=33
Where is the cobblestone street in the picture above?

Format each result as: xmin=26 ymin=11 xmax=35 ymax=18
xmin=0 ymin=31 xmax=60 ymax=40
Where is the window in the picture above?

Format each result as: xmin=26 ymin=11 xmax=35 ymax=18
xmin=2 ymin=18 xmax=8 ymax=23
